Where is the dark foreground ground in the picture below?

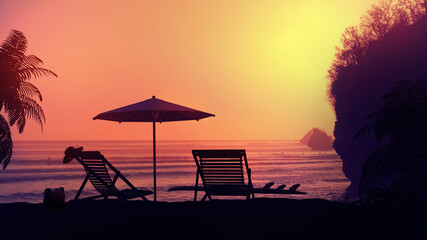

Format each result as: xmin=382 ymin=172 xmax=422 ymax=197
xmin=0 ymin=198 xmax=426 ymax=239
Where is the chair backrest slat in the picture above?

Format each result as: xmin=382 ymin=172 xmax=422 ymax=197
xmin=76 ymin=151 xmax=118 ymax=195
xmin=193 ymin=150 xmax=248 ymax=187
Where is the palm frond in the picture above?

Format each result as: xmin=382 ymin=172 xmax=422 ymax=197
xmin=18 ymin=67 xmax=57 ymax=81
xmin=413 ymin=79 xmax=427 ymax=117
xmin=20 ymin=54 xmax=44 ymax=67
xmin=20 ymin=96 xmax=45 ymax=131
xmin=0 ymin=114 xmax=13 ymax=170
xmin=2 ymin=94 xmax=22 ymax=126
xmin=16 ymin=111 xmax=26 ymax=134
xmin=18 ymin=82 xmax=43 ymax=102
xmin=0 ymin=30 xmax=27 ymax=56
xmin=359 ymin=144 xmax=407 ymax=193
xmin=353 ymin=110 xmax=398 ymax=142
xmin=6 ymin=96 xmax=45 ymax=133
xmin=354 ymin=79 xmax=424 ymax=143
xmin=3 ymin=93 xmax=45 ymax=133
xmin=6 ymin=107 xmax=25 ymax=133
xmin=0 ymin=30 xmax=28 ymax=70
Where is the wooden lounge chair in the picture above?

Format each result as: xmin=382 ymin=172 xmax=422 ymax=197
xmin=64 ymin=147 xmax=153 ymax=201
xmin=169 ymin=150 xmax=306 ymax=198
xmin=192 ymin=149 xmax=255 ymax=201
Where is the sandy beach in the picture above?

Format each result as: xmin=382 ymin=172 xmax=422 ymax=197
xmin=1 ymin=198 xmax=425 ymax=239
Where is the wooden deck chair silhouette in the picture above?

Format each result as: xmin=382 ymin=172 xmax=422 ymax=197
xmin=64 ymin=147 xmax=153 ymax=201
xmin=193 ymin=149 xmax=255 ymax=201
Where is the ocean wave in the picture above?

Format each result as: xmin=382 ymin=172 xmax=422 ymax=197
xmin=0 ymin=192 xmax=44 ymax=203
xmin=0 ymin=173 xmax=86 ymax=184
xmin=0 ymin=189 xmax=106 ymax=203
xmin=0 ymin=168 xmax=197 ymax=185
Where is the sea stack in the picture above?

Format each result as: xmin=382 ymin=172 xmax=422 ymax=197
xmin=300 ymin=128 xmax=334 ymax=151
xmin=299 ymin=129 xmax=313 ymax=145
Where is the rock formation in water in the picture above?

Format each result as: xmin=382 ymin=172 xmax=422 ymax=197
xmin=299 ymin=129 xmax=313 ymax=145
xmin=300 ymin=128 xmax=333 ymax=151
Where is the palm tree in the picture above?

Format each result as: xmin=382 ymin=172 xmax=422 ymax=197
xmin=353 ymin=78 xmax=427 ymax=195
xmin=0 ymin=115 xmax=12 ymax=170
xmin=0 ymin=29 xmax=57 ymax=169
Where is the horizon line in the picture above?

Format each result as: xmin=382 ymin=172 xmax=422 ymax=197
xmin=13 ymin=139 xmax=300 ymax=142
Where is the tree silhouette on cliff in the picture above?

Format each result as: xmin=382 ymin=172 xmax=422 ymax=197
xmin=353 ymin=79 xmax=427 ymax=194
xmin=329 ymin=0 xmax=426 ymax=95
xmin=0 ymin=30 xmax=57 ymax=169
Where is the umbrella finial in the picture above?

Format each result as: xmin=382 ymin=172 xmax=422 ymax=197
xmin=152 ymin=96 xmax=156 ymax=99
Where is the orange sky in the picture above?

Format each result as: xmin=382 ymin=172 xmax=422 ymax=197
xmin=0 ymin=0 xmax=374 ymax=141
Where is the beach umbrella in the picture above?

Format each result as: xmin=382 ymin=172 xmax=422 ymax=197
xmin=93 ymin=96 xmax=215 ymax=201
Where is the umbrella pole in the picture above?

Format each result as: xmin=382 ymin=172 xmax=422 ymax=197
xmin=153 ymin=121 xmax=157 ymax=201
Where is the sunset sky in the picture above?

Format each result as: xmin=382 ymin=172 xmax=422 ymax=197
xmin=0 ymin=0 xmax=373 ymax=141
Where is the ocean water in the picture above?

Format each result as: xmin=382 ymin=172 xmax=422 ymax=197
xmin=0 ymin=140 xmax=349 ymax=203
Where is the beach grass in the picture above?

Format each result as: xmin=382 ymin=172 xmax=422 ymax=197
xmin=1 ymin=198 xmax=426 ymax=239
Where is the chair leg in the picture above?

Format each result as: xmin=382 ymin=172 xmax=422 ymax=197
xmin=194 ymin=169 xmax=199 ymax=201
xmin=140 ymin=195 xmax=149 ymax=201
xmin=201 ymin=194 xmax=208 ymax=201
xmin=104 ymin=174 xmax=119 ymax=200
xmin=246 ymin=193 xmax=255 ymax=200
xmin=75 ymin=175 xmax=89 ymax=200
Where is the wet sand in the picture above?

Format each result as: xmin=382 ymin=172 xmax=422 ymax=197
xmin=0 ymin=198 xmax=425 ymax=239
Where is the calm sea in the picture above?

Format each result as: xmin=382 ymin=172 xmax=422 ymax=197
xmin=0 ymin=140 xmax=349 ymax=203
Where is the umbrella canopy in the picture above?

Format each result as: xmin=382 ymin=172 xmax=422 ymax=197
xmin=93 ymin=96 xmax=214 ymax=123
xmin=93 ymin=96 xmax=215 ymax=201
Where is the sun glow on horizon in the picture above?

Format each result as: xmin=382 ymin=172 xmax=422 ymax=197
xmin=0 ymin=0 xmax=374 ymax=141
